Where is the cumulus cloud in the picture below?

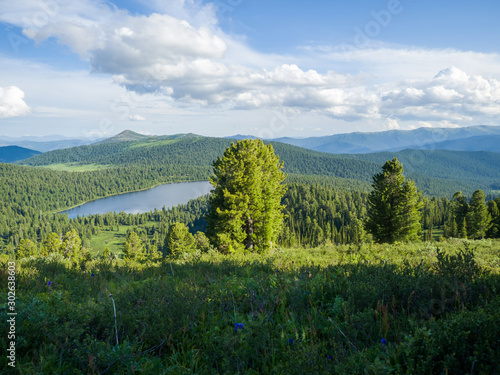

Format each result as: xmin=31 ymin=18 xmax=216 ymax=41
xmin=381 ymin=66 xmax=500 ymax=121
xmin=129 ymin=114 xmax=146 ymax=121
xmin=1 ymin=1 xmax=500 ymax=127
xmin=0 ymin=86 xmax=30 ymax=118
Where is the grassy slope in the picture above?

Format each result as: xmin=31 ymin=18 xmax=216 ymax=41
xmin=40 ymin=163 xmax=111 ymax=172
xmin=2 ymin=239 xmax=499 ymax=373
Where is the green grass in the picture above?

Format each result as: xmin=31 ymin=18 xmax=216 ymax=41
xmin=88 ymin=226 xmax=129 ymax=255
xmin=3 ymin=240 xmax=499 ymax=374
xmin=39 ymin=162 xmax=112 ymax=172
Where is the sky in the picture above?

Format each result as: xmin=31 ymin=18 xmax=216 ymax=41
xmin=0 ymin=0 xmax=499 ymax=140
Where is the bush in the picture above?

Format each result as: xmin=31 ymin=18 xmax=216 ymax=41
xmin=401 ymin=298 xmax=500 ymax=375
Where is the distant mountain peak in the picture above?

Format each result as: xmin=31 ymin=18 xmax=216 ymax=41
xmin=99 ymin=130 xmax=150 ymax=144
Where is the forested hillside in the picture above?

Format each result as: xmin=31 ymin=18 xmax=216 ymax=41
xmin=20 ymin=135 xmax=380 ymax=182
xmin=349 ymin=149 xmax=500 ymax=196
xmin=19 ymin=133 xmax=500 ymax=197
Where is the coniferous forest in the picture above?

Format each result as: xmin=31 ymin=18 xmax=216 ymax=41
xmin=1 ymin=135 xmax=499 ymax=374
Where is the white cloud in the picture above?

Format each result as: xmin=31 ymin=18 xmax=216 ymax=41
xmin=387 ymin=118 xmax=399 ymax=130
xmin=380 ymin=66 xmax=500 ymax=121
xmin=1 ymin=1 xmax=500 ymax=133
xmin=304 ymin=45 xmax=500 ymax=81
xmin=0 ymin=86 xmax=30 ymax=118
xmin=129 ymin=114 xmax=146 ymax=121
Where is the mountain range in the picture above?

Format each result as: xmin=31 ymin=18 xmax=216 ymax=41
xmin=270 ymin=125 xmax=500 ymax=154
xmin=3 ymin=125 xmax=499 ymax=154
xmin=18 ymin=129 xmax=500 ymax=198
xmin=0 ymin=134 xmax=102 ymax=152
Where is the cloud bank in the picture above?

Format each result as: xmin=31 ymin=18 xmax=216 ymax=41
xmin=1 ymin=0 xmax=499 ymax=128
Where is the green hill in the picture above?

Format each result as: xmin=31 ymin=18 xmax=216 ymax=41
xmin=0 ymin=145 xmax=41 ymax=162
xmin=20 ymin=134 xmax=380 ymax=180
xmin=347 ymin=149 xmax=500 ymax=192
xmin=19 ymin=133 xmax=500 ymax=197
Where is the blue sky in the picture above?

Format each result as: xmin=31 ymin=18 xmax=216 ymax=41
xmin=0 ymin=0 xmax=499 ymax=139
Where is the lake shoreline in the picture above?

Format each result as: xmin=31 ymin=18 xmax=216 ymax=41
xmin=56 ymin=179 xmax=211 ymax=217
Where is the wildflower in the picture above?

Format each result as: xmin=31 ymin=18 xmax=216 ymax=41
xmin=288 ymin=339 xmax=294 ymax=344
xmin=91 ymin=273 xmax=95 ymax=277
xmin=380 ymin=338 xmax=387 ymax=346
xmin=327 ymin=355 xmax=334 ymax=360
xmin=47 ymin=281 xmax=53 ymax=287
xmin=234 ymin=323 xmax=244 ymax=332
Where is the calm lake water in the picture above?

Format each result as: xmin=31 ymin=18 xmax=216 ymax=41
xmin=61 ymin=181 xmax=212 ymax=219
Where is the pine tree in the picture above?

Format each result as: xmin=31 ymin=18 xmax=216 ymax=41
xmin=458 ymin=217 xmax=468 ymax=239
xmin=467 ymin=190 xmax=491 ymax=239
xmin=123 ymin=232 xmax=145 ymax=261
xmin=166 ymin=222 xmax=196 ymax=258
xmin=41 ymin=232 xmax=62 ymax=256
xmin=452 ymin=191 xmax=469 ymax=236
xmin=61 ymin=229 xmax=82 ymax=260
xmin=365 ymin=158 xmax=423 ymax=243
xmin=16 ymin=239 xmax=37 ymax=259
xmin=487 ymin=200 xmax=499 ymax=238
xmin=206 ymin=139 xmax=287 ymax=252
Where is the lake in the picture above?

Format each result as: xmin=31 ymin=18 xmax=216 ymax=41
xmin=60 ymin=181 xmax=212 ymax=218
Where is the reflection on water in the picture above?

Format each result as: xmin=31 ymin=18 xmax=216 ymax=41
xmin=60 ymin=181 xmax=212 ymax=218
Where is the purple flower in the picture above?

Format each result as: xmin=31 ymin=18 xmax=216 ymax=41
xmin=327 ymin=355 xmax=334 ymax=360
xmin=234 ymin=323 xmax=244 ymax=332
xmin=91 ymin=273 xmax=95 ymax=277
xmin=47 ymin=281 xmax=53 ymax=287
xmin=380 ymin=338 xmax=387 ymax=345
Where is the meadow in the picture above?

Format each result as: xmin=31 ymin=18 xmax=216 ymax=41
xmin=1 ymin=239 xmax=499 ymax=374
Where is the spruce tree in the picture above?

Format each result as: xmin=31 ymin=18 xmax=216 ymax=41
xmin=467 ymin=190 xmax=491 ymax=239
xmin=206 ymin=139 xmax=286 ymax=252
xmin=16 ymin=239 xmax=37 ymax=259
xmin=61 ymin=229 xmax=82 ymax=260
xmin=487 ymin=200 xmax=499 ymax=238
xmin=458 ymin=217 xmax=468 ymax=239
xmin=41 ymin=232 xmax=62 ymax=256
xmin=365 ymin=157 xmax=423 ymax=243
xmin=123 ymin=232 xmax=145 ymax=261
xmin=453 ymin=191 xmax=469 ymax=237
xmin=166 ymin=223 xmax=196 ymax=258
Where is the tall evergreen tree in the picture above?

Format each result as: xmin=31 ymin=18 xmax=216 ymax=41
xmin=123 ymin=232 xmax=145 ymax=261
xmin=206 ymin=139 xmax=287 ymax=252
xmin=61 ymin=229 xmax=82 ymax=260
xmin=365 ymin=158 xmax=423 ymax=243
xmin=467 ymin=190 xmax=491 ymax=239
xmin=486 ymin=200 xmax=499 ymax=238
xmin=16 ymin=239 xmax=37 ymax=259
xmin=41 ymin=232 xmax=62 ymax=256
xmin=166 ymin=222 xmax=196 ymax=258
xmin=452 ymin=191 xmax=469 ymax=238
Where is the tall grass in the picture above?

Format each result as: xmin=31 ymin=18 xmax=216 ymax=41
xmin=1 ymin=240 xmax=499 ymax=374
